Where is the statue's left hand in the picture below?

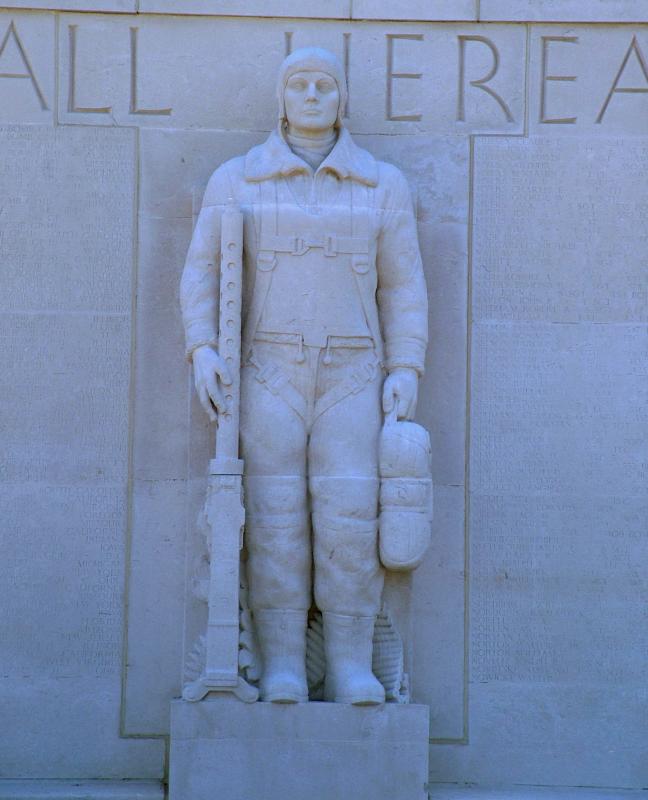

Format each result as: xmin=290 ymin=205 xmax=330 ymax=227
xmin=382 ymin=367 xmax=419 ymax=421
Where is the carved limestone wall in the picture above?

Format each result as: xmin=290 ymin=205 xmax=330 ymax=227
xmin=0 ymin=1 xmax=646 ymax=794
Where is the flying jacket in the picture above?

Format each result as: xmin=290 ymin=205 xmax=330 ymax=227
xmin=180 ymin=126 xmax=428 ymax=375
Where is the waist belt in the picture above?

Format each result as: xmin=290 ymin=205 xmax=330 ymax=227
xmin=255 ymin=332 xmax=374 ymax=349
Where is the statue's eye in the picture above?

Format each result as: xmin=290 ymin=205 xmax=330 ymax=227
xmin=317 ymin=80 xmax=335 ymax=93
xmin=288 ymin=78 xmax=307 ymax=91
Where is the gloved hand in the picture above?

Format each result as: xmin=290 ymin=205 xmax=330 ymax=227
xmin=381 ymin=367 xmax=418 ymax=421
xmin=191 ymin=345 xmax=233 ymax=422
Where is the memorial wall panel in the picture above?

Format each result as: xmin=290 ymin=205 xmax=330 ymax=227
xmin=2 ymin=0 xmax=135 ymax=10
xmin=351 ymin=0 xmax=477 ymax=22
xmin=481 ymin=0 xmax=648 ymax=23
xmin=440 ymin=135 xmax=648 ymax=787
xmin=139 ymin=0 xmax=351 ymax=16
xmin=0 ymin=125 xmax=164 ymax=778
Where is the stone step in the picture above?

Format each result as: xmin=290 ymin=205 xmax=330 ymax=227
xmin=429 ymin=785 xmax=646 ymax=800
xmin=0 ymin=782 xmax=164 ymax=800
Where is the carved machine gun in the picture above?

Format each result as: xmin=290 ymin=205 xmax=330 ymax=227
xmin=183 ymin=201 xmax=258 ymax=703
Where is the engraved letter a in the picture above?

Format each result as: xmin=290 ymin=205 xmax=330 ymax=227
xmin=597 ymin=35 xmax=648 ymax=123
xmin=0 ymin=20 xmax=48 ymax=110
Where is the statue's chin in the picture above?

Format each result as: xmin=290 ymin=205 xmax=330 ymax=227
xmin=287 ymin=118 xmax=336 ymax=135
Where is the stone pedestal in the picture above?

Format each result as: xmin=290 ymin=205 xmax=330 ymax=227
xmin=169 ymin=698 xmax=430 ymax=800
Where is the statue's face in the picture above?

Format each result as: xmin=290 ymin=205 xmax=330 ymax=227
xmin=284 ymin=70 xmax=340 ymax=133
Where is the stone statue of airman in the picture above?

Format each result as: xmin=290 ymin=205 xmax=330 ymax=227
xmin=181 ymin=47 xmax=428 ymax=705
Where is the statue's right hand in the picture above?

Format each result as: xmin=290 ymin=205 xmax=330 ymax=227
xmin=192 ymin=345 xmax=233 ymax=422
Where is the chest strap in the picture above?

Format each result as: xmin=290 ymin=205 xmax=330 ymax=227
xmin=260 ymin=233 xmax=369 ymax=257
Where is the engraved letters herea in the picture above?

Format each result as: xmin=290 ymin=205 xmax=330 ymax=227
xmin=180 ymin=47 xmax=433 ymax=706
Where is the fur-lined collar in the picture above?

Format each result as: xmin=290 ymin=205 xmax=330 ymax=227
xmin=244 ymin=127 xmax=378 ymax=186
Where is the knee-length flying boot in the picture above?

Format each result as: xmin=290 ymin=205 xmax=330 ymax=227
xmin=244 ymin=476 xmax=311 ymax=703
xmin=310 ymin=476 xmax=385 ymax=705
xmin=254 ymin=608 xmax=309 ymax=703
xmin=322 ymin=611 xmax=385 ymax=705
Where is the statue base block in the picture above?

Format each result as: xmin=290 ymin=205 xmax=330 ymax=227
xmin=169 ymin=697 xmax=429 ymax=800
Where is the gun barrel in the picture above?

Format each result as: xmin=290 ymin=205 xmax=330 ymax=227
xmin=216 ymin=201 xmax=244 ymax=462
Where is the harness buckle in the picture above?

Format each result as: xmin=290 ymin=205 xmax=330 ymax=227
xmin=289 ymin=234 xmax=337 ymax=256
xmin=292 ymin=236 xmax=308 ymax=256
xmin=324 ymin=235 xmax=337 ymax=257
